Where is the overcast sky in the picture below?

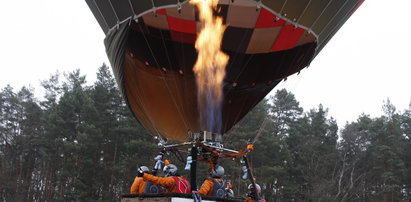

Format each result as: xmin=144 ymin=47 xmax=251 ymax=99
xmin=0 ymin=0 xmax=410 ymax=128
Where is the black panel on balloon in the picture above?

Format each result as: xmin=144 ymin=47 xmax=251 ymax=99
xmin=222 ymin=27 xmax=253 ymax=53
xmin=127 ymin=21 xmax=316 ymax=85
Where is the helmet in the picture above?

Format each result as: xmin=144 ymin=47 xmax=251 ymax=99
xmin=211 ymin=165 xmax=225 ymax=178
xmin=163 ymin=164 xmax=178 ymax=177
xmin=248 ymin=183 xmax=261 ymax=193
xmin=138 ymin=166 xmax=149 ymax=174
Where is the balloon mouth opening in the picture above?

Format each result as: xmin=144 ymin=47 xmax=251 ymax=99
xmin=189 ymin=131 xmax=223 ymax=143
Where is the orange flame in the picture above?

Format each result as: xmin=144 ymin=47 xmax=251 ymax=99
xmin=190 ymin=0 xmax=229 ymax=132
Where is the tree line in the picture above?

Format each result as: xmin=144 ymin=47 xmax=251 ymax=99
xmin=0 ymin=64 xmax=410 ymax=201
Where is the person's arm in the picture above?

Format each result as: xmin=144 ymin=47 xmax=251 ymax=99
xmin=130 ymin=177 xmax=141 ymax=194
xmin=197 ymin=179 xmax=213 ymax=196
xmin=143 ymin=173 xmax=175 ymax=190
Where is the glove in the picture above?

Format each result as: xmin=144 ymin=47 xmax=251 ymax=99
xmin=242 ymin=165 xmax=248 ymax=180
xmin=137 ymin=169 xmax=144 ymax=177
xmin=185 ymin=156 xmax=192 ymax=171
xmin=154 ymin=154 xmax=164 ymax=170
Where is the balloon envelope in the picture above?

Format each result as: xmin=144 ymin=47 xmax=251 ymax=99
xmin=86 ymin=0 xmax=363 ymax=142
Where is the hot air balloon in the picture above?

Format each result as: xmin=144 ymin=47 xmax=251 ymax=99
xmin=86 ymin=0 xmax=364 ymax=142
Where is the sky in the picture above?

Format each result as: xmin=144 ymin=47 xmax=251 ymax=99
xmin=0 ymin=0 xmax=410 ymax=128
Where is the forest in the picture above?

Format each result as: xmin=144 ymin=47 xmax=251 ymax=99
xmin=0 ymin=64 xmax=410 ymax=202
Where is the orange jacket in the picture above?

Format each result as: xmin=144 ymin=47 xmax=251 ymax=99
xmin=244 ymin=197 xmax=253 ymax=202
xmin=197 ymin=178 xmax=223 ymax=196
xmin=143 ymin=173 xmax=176 ymax=192
xmin=244 ymin=197 xmax=267 ymax=202
xmin=130 ymin=177 xmax=146 ymax=194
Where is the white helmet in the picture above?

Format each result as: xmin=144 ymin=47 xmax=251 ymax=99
xmin=211 ymin=165 xmax=225 ymax=178
xmin=138 ymin=166 xmax=149 ymax=174
xmin=163 ymin=164 xmax=178 ymax=177
xmin=248 ymin=183 xmax=261 ymax=193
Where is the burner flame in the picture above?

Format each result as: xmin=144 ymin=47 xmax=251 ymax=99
xmin=190 ymin=0 xmax=229 ymax=133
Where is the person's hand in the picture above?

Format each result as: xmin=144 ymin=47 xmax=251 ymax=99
xmin=150 ymin=170 xmax=158 ymax=176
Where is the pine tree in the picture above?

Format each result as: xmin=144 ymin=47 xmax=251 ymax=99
xmin=0 ymin=85 xmax=20 ymax=201
xmin=336 ymin=115 xmax=373 ymax=201
xmin=366 ymin=99 xmax=406 ymax=201
xmin=287 ymin=104 xmax=339 ymax=201
xmin=401 ymin=102 xmax=411 ymax=200
xmin=38 ymin=72 xmax=63 ymax=201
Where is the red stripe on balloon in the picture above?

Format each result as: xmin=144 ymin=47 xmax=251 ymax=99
xmin=271 ymin=25 xmax=304 ymax=51
xmin=255 ymin=8 xmax=286 ymax=28
xmin=167 ymin=16 xmax=197 ymax=34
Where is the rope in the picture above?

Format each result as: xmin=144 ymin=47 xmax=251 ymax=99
xmin=132 ymin=22 xmax=163 ymax=137
xmin=251 ymin=116 xmax=269 ymax=144
xmin=309 ymin=0 xmax=334 ymax=30
xmin=138 ymin=21 xmax=160 ymax=67
xmin=157 ymin=10 xmax=191 ymax=134
xmin=192 ymin=191 xmax=202 ymax=201
xmin=123 ymin=56 xmax=162 ymax=137
xmin=296 ymin=0 xmax=312 ymax=23
xmin=318 ymin=0 xmax=350 ymax=37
